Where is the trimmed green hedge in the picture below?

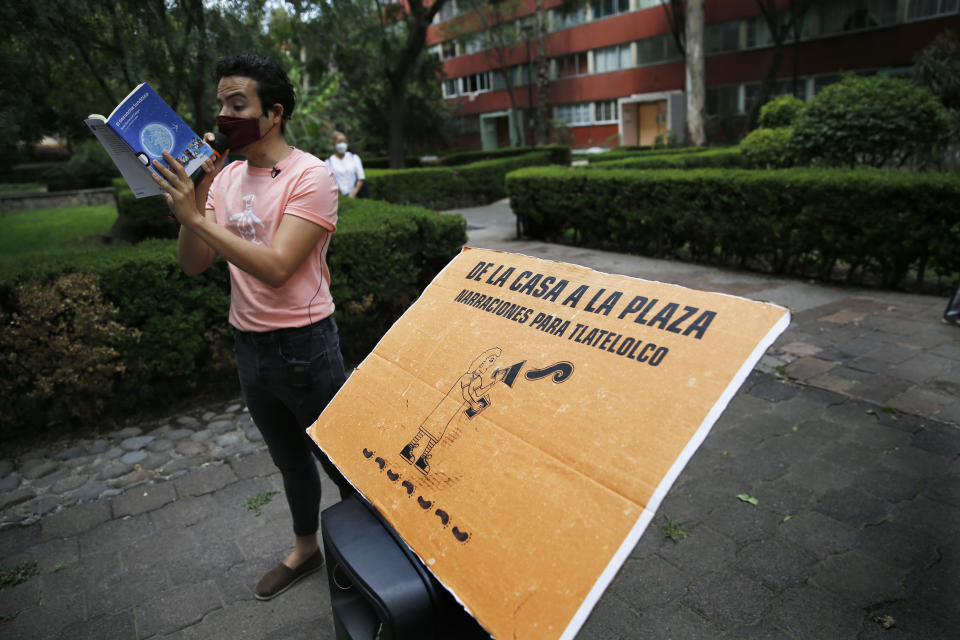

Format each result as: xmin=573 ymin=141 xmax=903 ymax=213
xmin=440 ymin=145 xmax=571 ymax=167
xmin=584 ymin=146 xmax=713 ymax=163
xmin=365 ymin=149 xmax=564 ymax=210
xmin=506 ymin=166 xmax=960 ymax=287
xmin=584 ymin=148 xmax=749 ymax=170
xmin=0 ymin=199 xmax=465 ymax=439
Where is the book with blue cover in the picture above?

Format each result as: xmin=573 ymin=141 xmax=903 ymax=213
xmin=85 ymin=83 xmax=214 ymax=198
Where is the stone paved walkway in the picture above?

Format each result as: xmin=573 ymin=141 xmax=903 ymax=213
xmin=1 ymin=199 xmax=957 ymax=639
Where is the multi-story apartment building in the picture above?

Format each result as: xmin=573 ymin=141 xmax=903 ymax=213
xmin=427 ymin=0 xmax=960 ymax=150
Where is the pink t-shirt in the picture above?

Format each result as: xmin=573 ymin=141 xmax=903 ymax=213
xmin=206 ymin=148 xmax=339 ymax=332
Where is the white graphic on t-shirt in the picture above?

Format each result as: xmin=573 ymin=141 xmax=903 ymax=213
xmin=230 ymin=194 xmax=264 ymax=245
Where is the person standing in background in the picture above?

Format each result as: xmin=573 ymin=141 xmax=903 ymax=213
xmin=327 ymin=131 xmax=366 ymax=198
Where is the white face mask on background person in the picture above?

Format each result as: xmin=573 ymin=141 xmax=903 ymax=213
xmin=335 ymin=142 xmax=348 ymax=154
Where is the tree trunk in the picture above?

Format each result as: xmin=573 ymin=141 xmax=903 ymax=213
xmin=535 ymin=0 xmax=550 ymax=145
xmin=389 ymin=84 xmax=407 ymax=169
xmin=685 ymin=0 xmax=706 ymax=146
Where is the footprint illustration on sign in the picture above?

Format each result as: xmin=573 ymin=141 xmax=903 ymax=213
xmin=398 ymin=348 xmax=574 ymax=476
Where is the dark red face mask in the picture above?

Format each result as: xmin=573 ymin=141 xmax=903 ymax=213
xmin=215 ymin=115 xmax=264 ymax=149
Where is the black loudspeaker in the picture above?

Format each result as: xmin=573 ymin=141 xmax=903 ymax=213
xmin=321 ymin=495 xmax=490 ymax=640
xmin=945 ymin=281 xmax=960 ymax=327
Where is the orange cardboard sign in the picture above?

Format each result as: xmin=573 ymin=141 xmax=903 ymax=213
xmin=308 ymin=247 xmax=789 ymax=640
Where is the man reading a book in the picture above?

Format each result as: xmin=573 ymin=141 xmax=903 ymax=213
xmin=150 ymin=53 xmax=351 ymax=601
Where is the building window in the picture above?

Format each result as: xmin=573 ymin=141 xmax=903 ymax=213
xmin=443 ymin=79 xmax=458 ymax=98
xmin=553 ymin=7 xmax=587 ymax=31
xmin=455 ymin=114 xmax=480 ymax=136
xmin=595 ymin=43 xmax=631 ymax=73
xmin=555 ymin=51 xmax=588 ymax=78
xmin=706 ymin=86 xmax=740 ymax=115
xmin=906 ymin=0 xmax=960 ymax=20
xmin=555 ymin=102 xmax=592 ymax=126
xmin=637 ymin=34 xmax=682 ymax=66
xmin=595 ymin=100 xmax=619 ymax=123
xmin=441 ymin=41 xmax=457 ymax=60
xmin=707 ymin=20 xmax=741 ymax=54
xmin=591 ymin=0 xmax=630 ymax=20
xmin=636 ymin=0 xmax=662 ymax=9
xmin=438 ymin=1 xmax=455 ymax=23
xmin=813 ymin=74 xmax=842 ymax=95
xmin=820 ymin=0 xmax=897 ymax=35
xmin=460 ymin=72 xmax=491 ymax=94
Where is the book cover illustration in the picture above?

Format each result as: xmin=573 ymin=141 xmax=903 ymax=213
xmin=86 ymin=83 xmax=213 ymax=198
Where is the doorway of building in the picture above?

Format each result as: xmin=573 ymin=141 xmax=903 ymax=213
xmin=622 ymin=100 xmax=667 ymax=146
xmin=480 ymin=111 xmax=520 ymax=150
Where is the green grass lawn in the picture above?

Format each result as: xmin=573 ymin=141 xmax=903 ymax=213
xmin=0 ymin=204 xmax=123 ymax=278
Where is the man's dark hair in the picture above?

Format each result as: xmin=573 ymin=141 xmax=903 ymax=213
xmin=216 ymin=54 xmax=295 ymax=133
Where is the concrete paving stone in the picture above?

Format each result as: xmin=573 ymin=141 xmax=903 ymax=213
xmin=818 ymin=440 xmax=887 ymax=474
xmin=848 ymin=375 xmax=915 ymax=406
xmin=101 ymin=488 xmax=122 ymax=499
xmin=682 ymin=569 xmax=775 ymax=630
xmin=704 ymin=501 xmax=783 ymax=546
xmin=120 ymin=435 xmax=155 ymax=451
xmin=165 ymin=540 xmax=245 ymax=586
xmin=657 ymin=524 xmax=738 ymax=576
xmin=720 ymin=620 xmax=794 ymax=640
xmin=134 ymin=579 xmax=222 ymax=638
xmin=112 ymin=481 xmax=177 ymax=517
xmin=667 ymin=471 xmax=755 ymax=524
xmin=910 ymin=423 xmax=960 ymax=456
xmin=764 ymin=585 xmax=864 ymax=639
xmin=854 ymin=468 xmax=924 ymax=504
xmin=735 ymin=537 xmax=821 ymax=593
xmin=12 ymin=495 xmax=61 ymax=520
xmin=874 ymin=406 xmax=930 ymax=432
xmin=863 ymin=343 xmax=923 ymax=365
xmin=262 ymin=615 xmax=338 ymax=640
xmin=226 ymin=403 xmax=244 ymax=413
xmin=76 ymin=512 xmax=155 ymax=558
xmin=175 ymin=416 xmax=202 ymax=429
xmin=856 ymin=520 xmax=941 ymax=572
xmin=892 ymin=352 xmax=956 ymax=383
xmin=111 ymin=527 xmax=198 ymax=576
xmin=68 ymin=480 xmax=110 ymax=504
xmin=208 ymin=419 xmax=236 ymax=434
xmin=97 ymin=462 xmax=133 ymax=481
xmin=162 ymin=454 xmax=209 ymax=475
xmin=147 ymin=438 xmax=175 ymax=453
xmin=822 ymin=398 xmax=883 ymax=426
xmin=816 ymin=487 xmax=889 ymax=528
xmin=784 ymin=356 xmax=839 ymax=381
xmin=0 ymin=473 xmax=21 ymax=492
xmin=55 ymin=611 xmax=137 ymax=640
xmin=609 ymin=554 xmax=690 ymax=612
xmin=747 ymin=377 xmax=799 ymax=402
xmin=119 ymin=450 xmax=149 ymax=465
xmin=891 ymin=388 xmax=955 ymax=417
xmin=934 ymin=399 xmax=960 ymax=426
xmin=0 ymin=521 xmax=40 ymax=557
xmin=877 ymin=445 xmax=951 ymax=479
xmin=577 ymin=592 xmax=644 ymax=640
xmin=103 ymin=446 xmax=124 ymax=460
xmin=190 ymin=428 xmax=214 ymax=443
xmin=857 ymin=600 xmax=954 ymax=640
xmin=847 ymin=356 xmax=895 ymax=374
xmin=109 ymin=469 xmax=153 ymax=490
xmin=807 ymin=371 xmax=860 ymax=393
xmin=176 ymin=440 xmax=207 ymax=457
xmin=52 ymin=446 xmax=86 ymax=462
xmin=108 ymin=426 xmax=142 ymax=439
xmin=0 ymin=592 xmax=84 ymax=639
xmin=176 ymin=601 xmax=287 ymax=640
xmin=221 ymin=441 xmax=261 ymax=458
xmin=244 ymin=425 xmax=264 ymax=442
xmin=811 ymin=549 xmax=906 ymax=608
xmin=751 ymin=479 xmax=816 ymax=518
xmin=166 ymin=428 xmax=195 ymax=440
xmin=174 ymin=463 xmax=238 ymax=497
xmin=20 ymin=459 xmax=59 ymax=480
xmin=5 ymin=536 xmax=79 ymax=574
xmin=0 ymin=459 xmax=13 ymax=476
xmin=0 ymin=576 xmax=39 ymax=618
xmin=723 ymin=391 xmax=772 ymax=418
xmin=236 ymin=413 xmax=256 ymax=430
xmin=149 ymin=492 xmax=220 ymax=530
xmin=41 ymin=499 xmax=111 ymax=540
xmin=85 ymin=562 xmax=171 ymax=619
xmin=50 ymin=473 xmax=89 ymax=494
xmin=924 ymin=475 xmax=960 ymax=509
